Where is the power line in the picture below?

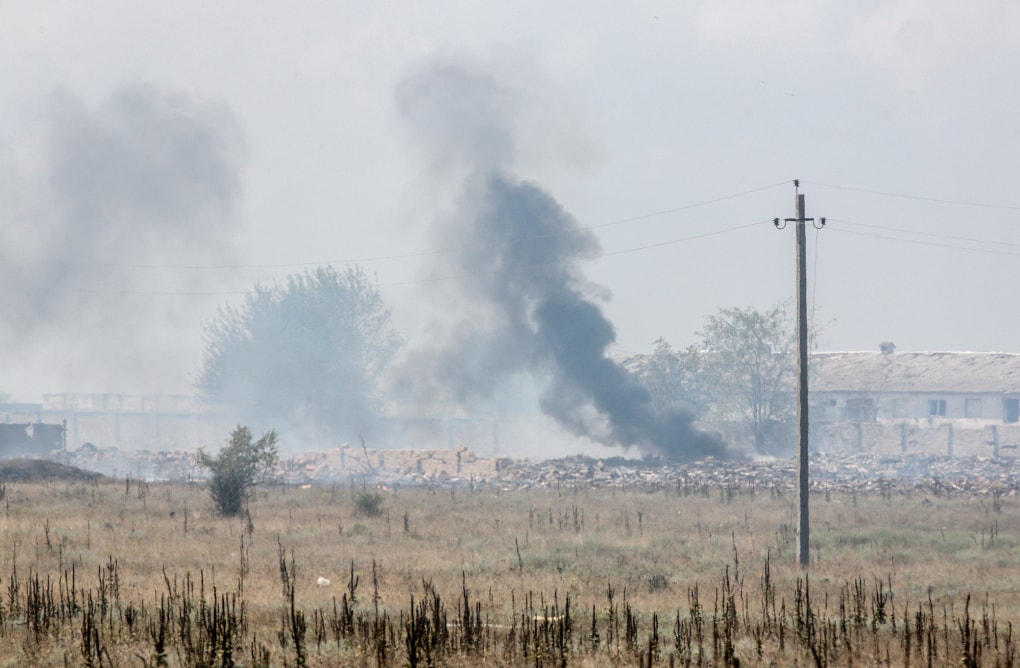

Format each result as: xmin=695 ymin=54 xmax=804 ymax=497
xmin=37 ymin=181 xmax=792 ymax=273
xmin=60 ymin=188 xmax=1020 ymax=298
xmin=74 ymin=219 xmax=774 ymax=295
xmin=595 ymin=220 xmax=770 ymax=257
xmin=86 ymin=178 xmax=1020 ymax=294
xmin=592 ymin=180 xmax=790 ymax=230
xmin=13 ymin=249 xmax=446 ymax=272
xmin=18 ymin=179 xmax=1020 ymax=275
xmin=74 ymin=288 xmax=252 ymax=296
xmin=810 ymin=224 xmax=820 ymax=337
xmin=832 ymin=218 xmax=1020 ymax=248
xmin=826 ymin=220 xmax=1020 ymax=257
xmin=377 ymin=220 xmax=771 ymax=288
xmin=805 ymin=181 xmax=1020 ymax=211
xmin=112 ymin=202 xmax=1020 ymax=297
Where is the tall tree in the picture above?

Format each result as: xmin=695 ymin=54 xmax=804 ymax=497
xmin=698 ymin=304 xmax=797 ymax=452
xmin=198 ymin=265 xmax=401 ymax=442
xmin=636 ymin=338 xmax=714 ymax=418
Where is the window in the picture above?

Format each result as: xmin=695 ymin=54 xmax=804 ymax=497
xmin=929 ymin=399 xmax=946 ymax=417
xmin=844 ymin=398 xmax=876 ymax=422
xmin=1005 ymin=398 xmax=1019 ymax=424
xmin=965 ymin=398 xmax=982 ymax=418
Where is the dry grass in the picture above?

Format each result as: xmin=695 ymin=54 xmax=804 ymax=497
xmin=0 ymin=473 xmax=1018 ymax=665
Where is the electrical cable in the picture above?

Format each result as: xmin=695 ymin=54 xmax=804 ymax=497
xmin=46 ymin=181 xmax=792 ymax=272
xmin=810 ymin=224 xmax=820 ymax=338
xmin=75 ymin=219 xmax=775 ymax=295
xmin=591 ymin=180 xmax=790 ymax=230
xmin=825 ymin=221 xmax=1020 ymax=257
xmin=832 ymin=218 xmax=1020 ymax=248
xmin=804 ymin=181 xmax=1020 ymax=211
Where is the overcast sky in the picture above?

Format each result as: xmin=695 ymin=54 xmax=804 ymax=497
xmin=2 ymin=1 xmax=1019 ymax=402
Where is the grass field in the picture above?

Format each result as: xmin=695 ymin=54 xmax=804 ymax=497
xmin=0 ymin=470 xmax=1017 ymax=666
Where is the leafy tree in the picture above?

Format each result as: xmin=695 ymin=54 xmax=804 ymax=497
xmin=635 ymin=338 xmax=714 ymax=418
xmin=698 ymin=303 xmax=797 ymax=453
xmin=197 ymin=425 xmax=279 ymax=516
xmin=198 ymin=265 xmax=401 ymax=440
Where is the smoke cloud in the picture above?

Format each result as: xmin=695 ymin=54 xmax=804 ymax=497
xmin=396 ymin=59 xmax=728 ymax=460
xmin=0 ymin=83 xmax=245 ymax=398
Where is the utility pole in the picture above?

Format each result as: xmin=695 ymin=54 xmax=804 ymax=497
xmin=774 ymin=180 xmax=824 ymax=567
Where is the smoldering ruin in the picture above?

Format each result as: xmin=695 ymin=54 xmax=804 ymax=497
xmin=45 ymin=441 xmax=1020 ymax=501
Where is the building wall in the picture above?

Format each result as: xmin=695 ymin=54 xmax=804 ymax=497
xmin=1 ymin=407 xmax=225 ymax=452
xmin=42 ymin=393 xmax=199 ymax=413
xmin=813 ymin=391 xmax=1020 ymax=423
xmin=812 ymin=420 xmax=1020 ymax=457
xmin=3 ymin=401 xmax=541 ymax=455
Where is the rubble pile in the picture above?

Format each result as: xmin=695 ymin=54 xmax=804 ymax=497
xmin=34 ymin=443 xmax=1020 ymax=497
xmin=275 ymin=445 xmax=506 ymax=484
xmin=491 ymin=452 xmax=1020 ymax=497
xmin=58 ymin=443 xmax=201 ymax=481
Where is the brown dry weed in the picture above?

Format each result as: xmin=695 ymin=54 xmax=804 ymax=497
xmin=0 ymin=475 xmax=1017 ymax=665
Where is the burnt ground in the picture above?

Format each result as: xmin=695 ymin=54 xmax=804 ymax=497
xmin=0 ymin=457 xmax=105 ymax=483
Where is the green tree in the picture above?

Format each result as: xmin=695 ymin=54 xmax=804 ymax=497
xmin=698 ymin=304 xmax=797 ymax=453
xmin=198 ymin=265 xmax=402 ymax=440
xmin=197 ymin=425 xmax=279 ymax=516
xmin=636 ymin=338 xmax=714 ymax=418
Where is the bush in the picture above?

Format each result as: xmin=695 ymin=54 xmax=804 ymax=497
xmin=197 ymin=425 xmax=279 ymax=516
xmin=354 ymin=491 xmax=385 ymax=517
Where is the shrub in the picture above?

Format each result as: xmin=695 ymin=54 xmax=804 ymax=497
xmin=646 ymin=573 xmax=670 ymax=592
xmin=354 ymin=491 xmax=385 ymax=517
xmin=348 ymin=523 xmax=373 ymax=537
xmin=197 ymin=425 xmax=279 ymax=516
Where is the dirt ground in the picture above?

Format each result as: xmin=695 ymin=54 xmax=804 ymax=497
xmin=0 ymin=457 xmax=105 ymax=483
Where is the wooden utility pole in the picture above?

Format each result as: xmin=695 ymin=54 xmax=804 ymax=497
xmin=775 ymin=180 xmax=824 ymax=567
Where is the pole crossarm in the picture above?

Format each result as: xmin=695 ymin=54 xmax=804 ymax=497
xmin=775 ymin=182 xmax=826 ymax=230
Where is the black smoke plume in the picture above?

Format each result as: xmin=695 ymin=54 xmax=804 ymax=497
xmin=397 ymin=60 xmax=728 ymax=460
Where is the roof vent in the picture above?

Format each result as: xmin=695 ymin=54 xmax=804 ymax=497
xmin=880 ymin=341 xmax=896 ymax=355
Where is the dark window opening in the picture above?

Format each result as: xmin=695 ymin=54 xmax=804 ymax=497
xmin=929 ymin=399 xmax=946 ymax=417
xmin=844 ymin=398 xmax=876 ymax=422
xmin=1005 ymin=398 xmax=1019 ymax=424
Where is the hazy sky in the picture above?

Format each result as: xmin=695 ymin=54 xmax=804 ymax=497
xmin=2 ymin=1 xmax=1019 ymax=402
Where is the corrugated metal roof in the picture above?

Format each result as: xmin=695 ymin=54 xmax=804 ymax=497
xmin=811 ymin=352 xmax=1020 ymax=394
